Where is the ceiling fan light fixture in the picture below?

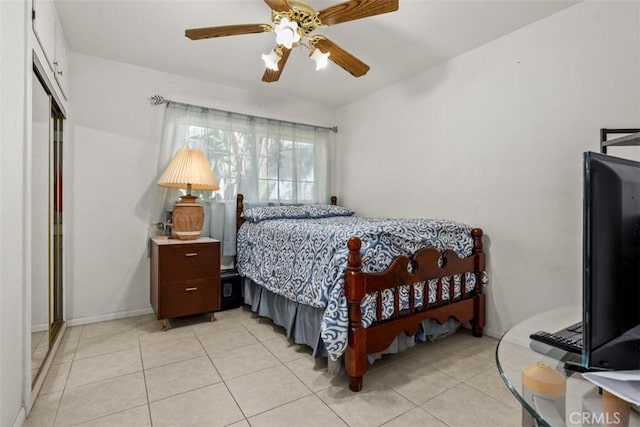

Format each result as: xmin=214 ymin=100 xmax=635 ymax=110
xmin=274 ymin=17 xmax=301 ymax=49
xmin=185 ymin=0 xmax=400 ymax=82
xmin=262 ymin=48 xmax=282 ymax=71
xmin=310 ymin=48 xmax=330 ymax=70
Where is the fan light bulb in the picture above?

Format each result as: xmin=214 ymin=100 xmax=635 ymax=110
xmin=262 ymin=49 xmax=281 ymax=71
xmin=310 ymin=48 xmax=330 ymax=70
xmin=274 ymin=17 xmax=300 ymax=49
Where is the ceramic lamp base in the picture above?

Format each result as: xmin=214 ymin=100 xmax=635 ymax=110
xmin=171 ymin=195 xmax=204 ymax=240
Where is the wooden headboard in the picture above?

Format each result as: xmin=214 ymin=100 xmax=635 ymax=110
xmin=236 ymin=194 xmax=338 ymax=232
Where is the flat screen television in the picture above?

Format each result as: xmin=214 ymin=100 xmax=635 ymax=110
xmin=583 ymin=151 xmax=640 ymax=370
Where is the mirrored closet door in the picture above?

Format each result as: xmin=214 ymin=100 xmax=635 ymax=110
xmin=31 ymin=69 xmax=64 ymax=385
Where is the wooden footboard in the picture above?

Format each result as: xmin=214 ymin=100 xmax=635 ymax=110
xmin=344 ymin=228 xmax=485 ymax=392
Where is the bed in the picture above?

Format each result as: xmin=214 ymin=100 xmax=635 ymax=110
xmin=235 ymin=194 xmax=485 ymax=392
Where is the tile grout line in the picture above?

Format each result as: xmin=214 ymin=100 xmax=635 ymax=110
xmin=271 ymin=344 xmax=351 ymax=426
xmin=462 ymin=371 xmax=521 ymax=413
xmin=72 ymin=330 xmax=140 ymax=362
xmin=143 ymin=352 xmax=206 ymax=373
xmin=50 ymin=324 xmax=83 ymax=427
xmin=55 ymin=366 xmax=146 ymax=395
xmin=244 ymin=394 xmax=316 ymax=424
xmin=136 ymin=321 xmax=154 ymax=427
xmin=53 ymin=323 xmax=149 ymax=427
xmin=376 ymin=406 xmax=427 ymax=427
xmin=416 ymin=405 xmax=453 ymax=427
xmin=194 ymin=317 xmax=251 ymax=425
xmin=65 ymin=404 xmax=149 ymax=427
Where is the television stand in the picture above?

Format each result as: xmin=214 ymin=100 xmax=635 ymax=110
xmin=497 ymin=306 xmax=639 ymax=427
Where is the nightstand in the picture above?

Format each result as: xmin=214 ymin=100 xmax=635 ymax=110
xmin=150 ymin=237 xmax=221 ymax=330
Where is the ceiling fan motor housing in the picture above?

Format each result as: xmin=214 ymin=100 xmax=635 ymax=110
xmin=273 ymin=0 xmax=325 ymax=37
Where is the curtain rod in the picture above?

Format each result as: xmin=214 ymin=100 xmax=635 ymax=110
xmin=148 ymin=94 xmax=338 ymax=133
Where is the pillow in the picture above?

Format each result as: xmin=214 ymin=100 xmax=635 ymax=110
xmin=243 ymin=202 xmax=282 ymax=208
xmin=242 ymin=204 xmax=354 ymax=223
xmin=242 ymin=205 xmax=307 ymax=222
xmin=306 ymin=204 xmax=354 ymax=219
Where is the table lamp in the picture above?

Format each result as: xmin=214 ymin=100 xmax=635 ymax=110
xmin=157 ymin=148 xmax=219 ymax=240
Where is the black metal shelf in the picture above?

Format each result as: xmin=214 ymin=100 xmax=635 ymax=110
xmin=600 ymin=128 xmax=640 ymax=154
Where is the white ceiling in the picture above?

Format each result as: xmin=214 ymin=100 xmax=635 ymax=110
xmin=55 ymin=0 xmax=578 ymax=108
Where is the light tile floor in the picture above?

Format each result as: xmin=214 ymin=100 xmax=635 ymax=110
xmin=25 ymin=306 xmax=520 ymax=427
xmin=32 ymin=330 xmax=49 ymax=381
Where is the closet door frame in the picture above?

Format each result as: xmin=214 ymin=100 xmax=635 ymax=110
xmin=27 ymin=53 xmax=67 ymax=412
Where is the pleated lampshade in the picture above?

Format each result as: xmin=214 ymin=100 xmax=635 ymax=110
xmin=157 ymin=148 xmax=219 ymax=240
xmin=157 ymin=148 xmax=219 ymax=192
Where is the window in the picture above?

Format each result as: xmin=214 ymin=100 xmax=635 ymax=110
xmin=155 ymin=102 xmax=332 ymax=256
xmin=257 ymin=137 xmax=315 ymax=202
xmin=166 ymin=105 xmax=330 ymax=204
xmin=178 ymin=123 xmax=252 ymax=201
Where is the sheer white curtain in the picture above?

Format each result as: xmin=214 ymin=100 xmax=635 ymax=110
xmin=152 ymin=101 xmax=331 ymax=256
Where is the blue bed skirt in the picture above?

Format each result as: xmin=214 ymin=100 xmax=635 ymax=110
xmin=243 ymin=277 xmax=326 ymax=357
xmin=242 ymin=277 xmax=461 ymax=363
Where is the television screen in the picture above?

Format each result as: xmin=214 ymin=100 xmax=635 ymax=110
xmin=583 ymin=152 xmax=640 ymax=370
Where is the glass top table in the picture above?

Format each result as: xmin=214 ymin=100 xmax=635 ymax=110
xmin=496 ymin=306 xmax=639 ymax=427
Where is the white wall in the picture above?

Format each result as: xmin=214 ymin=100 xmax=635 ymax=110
xmin=335 ymin=1 xmax=640 ymax=337
xmin=0 ymin=0 xmax=28 ymax=425
xmin=66 ymin=54 xmax=336 ymax=323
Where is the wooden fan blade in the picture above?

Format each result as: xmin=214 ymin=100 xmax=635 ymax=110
xmin=314 ymin=38 xmax=369 ymax=77
xmin=262 ymin=48 xmax=292 ymax=83
xmin=318 ymin=0 xmax=398 ymax=26
xmin=264 ymin=0 xmax=291 ymax=13
xmin=185 ymin=24 xmax=271 ymax=40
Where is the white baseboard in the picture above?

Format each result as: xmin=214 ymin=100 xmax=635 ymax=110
xmin=31 ymin=323 xmax=48 ymax=333
xmin=461 ymin=324 xmax=504 ymax=341
xmin=13 ymin=408 xmax=25 ymax=427
xmin=483 ymin=326 xmax=503 ymax=340
xmin=67 ymin=307 xmax=154 ymax=327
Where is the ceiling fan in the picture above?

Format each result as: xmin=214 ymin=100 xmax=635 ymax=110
xmin=185 ymin=0 xmax=399 ymax=83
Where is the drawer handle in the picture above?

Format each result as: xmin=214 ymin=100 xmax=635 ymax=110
xmin=185 ymin=253 xmax=198 ymax=257
xmin=185 ymin=287 xmax=198 ymax=292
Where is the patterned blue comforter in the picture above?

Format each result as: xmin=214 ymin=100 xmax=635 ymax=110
xmin=236 ymin=215 xmax=478 ymax=360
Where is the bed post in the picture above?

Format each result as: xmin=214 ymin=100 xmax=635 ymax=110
xmin=345 ymin=237 xmax=367 ymax=392
xmin=471 ymin=228 xmax=485 ymax=337
xmin=331 ymin=196 xmax=337 ymax=206
xmin=236 ymin=194 xmax=245 ymax=232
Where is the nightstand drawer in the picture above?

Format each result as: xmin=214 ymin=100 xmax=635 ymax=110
xmin=159 ymin=278 xmax=218 ymax=319
xmin=160 ymin=244 xmax=218 ymax=282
